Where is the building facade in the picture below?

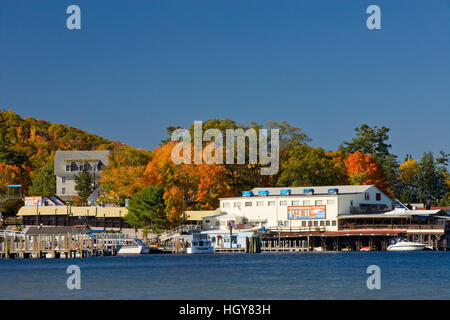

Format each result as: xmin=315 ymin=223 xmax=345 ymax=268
xmin=218 ymin=185 xmax=393 ymax=232
xmin=54 ymin=150 xmax=109 ymax=201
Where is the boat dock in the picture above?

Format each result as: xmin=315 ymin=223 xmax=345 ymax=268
xmin=0 ymin=228 xmax=125 ymax=259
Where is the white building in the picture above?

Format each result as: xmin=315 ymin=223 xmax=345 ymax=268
xmin=54 ymin=150 xmax=109 ymax=201
xmin=218 ymin=185 xmax=393 ymax=232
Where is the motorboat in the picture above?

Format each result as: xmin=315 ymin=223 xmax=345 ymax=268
xmin=186 ymin=232 xmax=214 ymax=254
xmin=387 ymin=240 xmax=426 ymax=251
xmin=186 ymin=239 xmax=214 ymax=254
xmin=360 ymin=246 xmax=372 ymax=251
xmin=116 ymin=238 xmax=151 ymax=255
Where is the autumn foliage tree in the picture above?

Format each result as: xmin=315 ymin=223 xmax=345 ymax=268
xmin=98 ymin=143 xmax=151 ymax=206
xmin=143 ymin=142 xmax=233 ymax=226
xmin=0 ymin=163 xmax=22 ymax=194
xmin=344 ymin=151 xmax=391 ymax=196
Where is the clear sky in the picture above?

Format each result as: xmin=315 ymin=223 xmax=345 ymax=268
xmin=1 ymin=0 xmax=449 ymax=161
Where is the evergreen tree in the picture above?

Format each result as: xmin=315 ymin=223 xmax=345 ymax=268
xmin=74 ymin=169 xmax=94 ymax=201
xmin=125 ymin=185 xmax=167 ymax=233
xmin=28 ymin=162 xmax=56 ymax=196
xmin=416 ymin=152 xmax=446 ymax=205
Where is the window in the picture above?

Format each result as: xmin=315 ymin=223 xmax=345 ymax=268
xmin=365 ymin=192 xmax=370 ymax=200
xmin=256 ymin=201 xmax=264 ymax=207
xmin=308 ymin=221 xmax=312 ymax=227
xmin=268 ymin=201 xmax=276 ymax=206
xmin=280 ymin=201 xmax=287 ymax=206
xmin=223 ymin=202 xmax=230 ymax=208
xmin=62 ymin=187 xmax=66 ymax=195
xmin=327 ymin=199 xmax=335 ymax=205
xmin=291 ymin=200 xmax=300 ymax=206
xmin=79 ymin=164 xmax=84 ymax=171
xmin=234 ymin=202 xmax=241 ymax=208
xmin=65 ymin=165 xmax=70 ymax=172
xmin=245 ymin=202 xmax=253 ymax=207
xmin=62 ymin=177 xmax=66 ymax=183
xmin=326 ymin=221 xmax=330 ymax=226
xmin=332 ymin=220 xmax=336 ymax=226
xmin=315 ymin=200 xmax=323 ymax=205
xmin=320 ymin=221 xmax=325 ymax=226
xmin=302 ymin=221 xmax=306 ymax=227
xmin=313 ymin=221 xmax=318 ymax=226
xmin=376 ymin=193 xmax=381 ymax=201
xmin=303 ymin=200 xmax=311 ymax=206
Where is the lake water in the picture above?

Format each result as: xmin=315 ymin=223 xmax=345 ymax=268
xmin=0 ymin=252 xmax=449 ymax=299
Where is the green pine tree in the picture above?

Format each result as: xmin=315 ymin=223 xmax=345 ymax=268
xmin=125 ymin=185 xmax=167 ymax=233
xmin=74 ymin=169 xmax=94 ymax=201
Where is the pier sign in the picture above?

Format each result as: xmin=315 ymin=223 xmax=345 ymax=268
xmin=287 ymin=206 xmax=326 ymax=220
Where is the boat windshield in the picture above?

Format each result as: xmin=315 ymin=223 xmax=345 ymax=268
xmin=134 ymin=239 xmax=146 ymax=246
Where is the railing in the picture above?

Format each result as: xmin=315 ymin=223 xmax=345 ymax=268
xmin=1 ymin=230 xmax=25 ymax=239
xmin=3 ymin=217 xmax=22 ymax=225
xmin=267 ymin=226 xmax=326 ymax=233
xmin=159 ymin=224 xmax=201 ymax=241
xmin=339 ymin=224 xmax=445 ymax=231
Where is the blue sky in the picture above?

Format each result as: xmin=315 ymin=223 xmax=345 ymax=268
xmin=0 ymin=0 xmax=449 ymax=161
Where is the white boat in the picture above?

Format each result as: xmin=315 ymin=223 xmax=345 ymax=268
xmin=387 ymin=241 xmax=426 ymax=251
xmin=185 ymin=232 xmax=214 ymax=254
xmin=116 ymin=238 xmax=150 ymax=255
xmin=186 ymin=239 xmax=214 ymax=254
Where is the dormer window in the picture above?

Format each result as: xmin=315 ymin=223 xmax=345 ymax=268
xmin=65 ymin=165 xmax=70 ymax=172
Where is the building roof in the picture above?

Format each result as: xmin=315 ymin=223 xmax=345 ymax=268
xmin=220 ymin=185 xmax=378 ymax=200
xmin=251 ymin=185 xmax=373 ymax=195
xmin=384 ymin=208 xmax=445 ymax=216
xmin=184 ymin=209 xmax=220 ymax=221
xmin=54 ymin=150 xmax=109 ymax=176
xmin=17 ymin=205 xmax=127 ymax=218
xmin=338 ymin=208 xmax=447 ymax=219
xmin=24 ymin=226 xmax=91 ymax=235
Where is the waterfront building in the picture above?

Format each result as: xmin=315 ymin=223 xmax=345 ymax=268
xmin=54 ymin=150 xmax=109 ymax=202
xmin=17 ymin=205 xmax=131 ymax=230
xmin=218 ymin=185 xmax=393 ymax=232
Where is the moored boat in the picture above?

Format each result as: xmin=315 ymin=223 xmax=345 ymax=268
xmin=387 ymin=241 xmax=426 ymax=251
xmin=116 ymin=238 xmax=150 ymax=255
xmin=186 ymin=232 xmax=214 ymax=254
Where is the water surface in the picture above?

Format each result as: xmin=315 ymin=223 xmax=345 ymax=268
xmin=0 ymin=252 xmax=448 ymax=299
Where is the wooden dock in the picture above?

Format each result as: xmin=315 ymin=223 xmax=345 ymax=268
xmin=0 ymin=231 xmax=119 ymax=259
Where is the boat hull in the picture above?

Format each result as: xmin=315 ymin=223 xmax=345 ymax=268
xmin=117 ymin=245 xmax=150 ymax=255
xmin=387 ymin=242 xmax=426 ymax=251
xmin=186 ymin=246 xmax=214 ymax=254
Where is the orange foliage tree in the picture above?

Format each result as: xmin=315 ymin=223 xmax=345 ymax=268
xmin=0 ymin=163 xmax=22 ymax=194
xmin=143 ymin=143 xmax=233 ymax=226
xmin=99 ymin=143 xmax=151 ymax=205
xmin=344 ymin=151 xmax=391 ymax=196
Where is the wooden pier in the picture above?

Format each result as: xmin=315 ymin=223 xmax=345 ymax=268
xmin=0 ymin=228 xmax=122 ymax=259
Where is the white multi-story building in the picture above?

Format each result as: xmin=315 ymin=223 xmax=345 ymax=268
xmin=54 ymin=150 xmax=109 ymax=201
xmin=217 ymin=185 xmax=393 ymax=232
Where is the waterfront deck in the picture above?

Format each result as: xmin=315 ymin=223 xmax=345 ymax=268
xmin=0 ymin=231 xmax=120 ymax=259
